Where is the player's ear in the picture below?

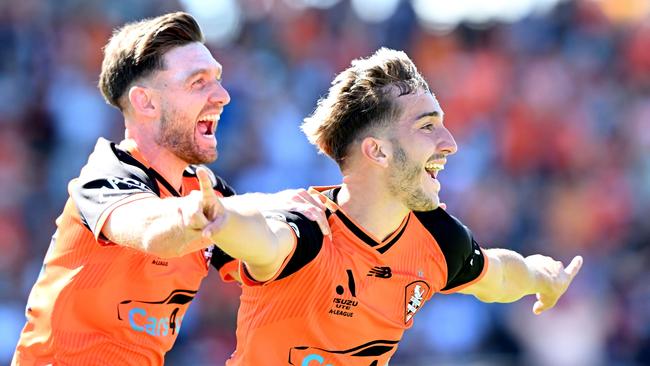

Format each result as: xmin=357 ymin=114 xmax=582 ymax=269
xmin=127 ymin=85 xmax=158 ymax=118
xmin=360 ymin=137 xmax=390 ymax=168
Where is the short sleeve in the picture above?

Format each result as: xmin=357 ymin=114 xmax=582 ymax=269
xmin=70 ymin=141 xmax=158 ymax=240
xmin=440 ymin=237 xmax=487 ymax=293
xmin=414 ymin=208 xmax=488 ymax=293
xmin=241 ymin=210 xmax=325 ymax=285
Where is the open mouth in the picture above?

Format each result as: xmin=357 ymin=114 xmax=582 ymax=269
xmin=197 ymin=114 xmax=220 ymax=137
xmin=424 ymin=162 xmax=444 ymax=179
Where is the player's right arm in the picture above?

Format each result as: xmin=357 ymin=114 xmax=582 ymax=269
xmin=102 ymin=191 xmax=214 ymax=258
xmin=102 ymin=169 xmax=328 ymax=262
xmin=99 ymin=167 xmax=302 ymax=275
xmin=70 ymin=141 xmax=220 ymax=259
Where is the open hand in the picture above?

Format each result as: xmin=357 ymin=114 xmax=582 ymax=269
xmin=526 ymin=255 xmax=583 ymax=315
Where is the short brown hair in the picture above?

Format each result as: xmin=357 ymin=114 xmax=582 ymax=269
xmin=302 ymin=48 xmax=429 ymax=168
xmin=98 ymin=12 xmax=204 ymax=110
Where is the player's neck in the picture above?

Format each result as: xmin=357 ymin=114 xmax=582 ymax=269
xmin=123 ymin=133 xmax=186 ymax=191
xmin=337 ymin=179 xmax=410 ymax=242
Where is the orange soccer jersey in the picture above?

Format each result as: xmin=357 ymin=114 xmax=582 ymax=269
xmin=13 ymin=138 xmax=236 ymax=366
xmin=227 ymin=186 xmax=488 ymax=365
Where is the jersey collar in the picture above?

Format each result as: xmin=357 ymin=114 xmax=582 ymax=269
xmin=309 ymin=185 xmax=410 ymax=253
xmin=116 ymin=138 xmax=182 ymax=197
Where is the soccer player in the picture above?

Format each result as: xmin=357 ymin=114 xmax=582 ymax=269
xmin=198 ymin=48 xmax=584 ymax=365
xmin=11 ymin=12 xmax=328 ymax=365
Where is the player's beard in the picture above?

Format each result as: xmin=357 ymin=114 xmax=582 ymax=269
xmin=155 ymin=103 xmax=217 ymax=165
xmin=386 ymin=140 xmax=438 ymax=212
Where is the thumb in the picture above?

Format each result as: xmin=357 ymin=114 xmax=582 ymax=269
xmin=196 ymin=167 xmax=221 ymax=220
xmin=565 ymin=255 xmax=583 ymax=280
xmin=196 ymin=167 xmax=217 ymax=204
xmin=532 ymin=293 xmax=553 ymax=315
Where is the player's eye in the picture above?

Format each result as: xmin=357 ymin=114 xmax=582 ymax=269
xmin=192 ymin=78 xmax=206 ymax=88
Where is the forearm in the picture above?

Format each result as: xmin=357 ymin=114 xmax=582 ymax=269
xmin=103 ymin=196 xmax=208 ymax=258
xmin=207 ymin=197 xmax=286 ymax=269
xmin=470 ymin=248 xmax=539 ymax=303
xmin=203 ymin=197 xmax=296 ymax=282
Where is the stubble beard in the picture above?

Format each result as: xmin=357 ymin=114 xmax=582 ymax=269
xmin=386 ymin=142 xmax=438 ymax=212
xmin=156 ymin=105 xmax=217 ymax=165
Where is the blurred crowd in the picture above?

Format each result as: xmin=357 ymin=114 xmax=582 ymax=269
xmin=0 ymin=0 xmax=648 ymax=365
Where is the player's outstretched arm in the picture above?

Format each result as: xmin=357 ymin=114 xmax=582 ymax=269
xmin=460 ymin=249 xmax=583 ymax=314
xmin=199 ymin=172 xmax=296 ymax=282
xmin=102 ymin=168 xmax=223 ymax=258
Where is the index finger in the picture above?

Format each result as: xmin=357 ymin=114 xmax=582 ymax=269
xmin=196 ymin=167 xmax=217 ymax=203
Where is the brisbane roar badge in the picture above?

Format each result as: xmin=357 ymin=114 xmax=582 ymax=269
xmin=203 ymin=246 xmax=214 ymax=265
xmin=404 ymin=280 xmax=430 ymax=324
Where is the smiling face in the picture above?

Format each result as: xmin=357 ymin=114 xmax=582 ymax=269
xmin=149 ymin=42 xmax=230 ymax=164
xmin=384 ymin=90 xmax=457 ymax=211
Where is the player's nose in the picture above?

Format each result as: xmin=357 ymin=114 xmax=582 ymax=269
xmin=208 ymin=82 xmax=230 ymax=107
xmin=438 ymin=127 xmax=457 ymax=155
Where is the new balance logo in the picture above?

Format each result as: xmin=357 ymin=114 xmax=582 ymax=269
xmin=367 ymin=266 xmax=392 ymax=278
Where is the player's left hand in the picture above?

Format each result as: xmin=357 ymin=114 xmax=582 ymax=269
xmin=525 ymin=255 xmax=583 ymax=315
xmin=268 ymin=189 xmax=331 ymax=236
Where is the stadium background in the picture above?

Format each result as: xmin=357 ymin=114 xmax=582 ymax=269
xmin=0 ymin=0 xmax=648 ymax=365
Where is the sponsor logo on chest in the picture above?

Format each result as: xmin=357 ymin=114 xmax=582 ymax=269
xmin=117 ymin=289 xmax=197 ymax=337
xmin=329 ymin=269 xmax=359 ymax=318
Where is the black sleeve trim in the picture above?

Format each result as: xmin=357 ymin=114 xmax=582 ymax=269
xmin=210 ymin=245 xmax=235 ymax=270
xmin=442 ymin=238 xmax=485 ymax=291
xmin=262 ymin=210 xmax=324 ymax=280
xmin=71 ymin=140 xmax=159 ymax=238
xmin=413 ymin=208 xmax=486 ymax=291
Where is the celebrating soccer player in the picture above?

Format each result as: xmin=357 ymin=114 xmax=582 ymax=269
xmin=11 ymin=12 xmax=329 ymax=365
xmin=199 ymin=48 xmax=583 ymax=365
